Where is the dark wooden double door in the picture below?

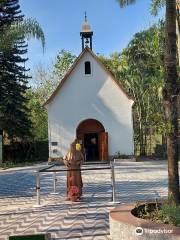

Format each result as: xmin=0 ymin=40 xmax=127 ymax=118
xmin=84 ymin=132 xmax=108 ymax=161
xmin=76 ymin=119 xmax=108 ymax=162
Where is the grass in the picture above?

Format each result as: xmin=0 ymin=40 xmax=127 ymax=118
xmin=9 ymin=234 xmax=47 ymax=240
xmin=158 ymin=203 xmax=180 ymax=226
xmin=0 ymin=160 xmax=45 ymax=169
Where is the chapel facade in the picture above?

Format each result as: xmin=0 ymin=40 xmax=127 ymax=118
xmin=44 ymin=16 xmax=134 ymax=162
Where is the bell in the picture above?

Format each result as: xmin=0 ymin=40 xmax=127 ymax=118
xmin=85 ymin=38 xmax=89 ymax=44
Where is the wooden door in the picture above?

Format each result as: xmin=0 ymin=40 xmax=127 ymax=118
xmin=99 ymin=132 xmax=108 ymax=161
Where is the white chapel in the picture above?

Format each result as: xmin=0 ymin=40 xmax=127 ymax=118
xmin=44 ymin=16 xmax=134 ymax=162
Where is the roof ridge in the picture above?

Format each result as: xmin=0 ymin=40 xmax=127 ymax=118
xmin=43 ymin=47 xmax=134 ymax=107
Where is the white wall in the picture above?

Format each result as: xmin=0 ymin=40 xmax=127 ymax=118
xmin=47 ymin=51 xmax=134 ymax=158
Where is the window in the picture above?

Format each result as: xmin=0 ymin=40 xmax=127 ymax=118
xmin=53 ymin=149 xmax=58 ymax=154
xmin=85 ymin=61 xmax=91 ymax=75
xmin=51 ymin=142 xmax=58 ymax=146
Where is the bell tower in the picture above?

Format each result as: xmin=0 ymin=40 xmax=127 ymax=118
xmin=80 ymin=13 xmax=93 ymax=51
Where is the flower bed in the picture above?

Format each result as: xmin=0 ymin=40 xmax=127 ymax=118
xmin=109 ymin=203 xmax=180 ymax=240
xmin=132 ymin=202 xmax=180 ymax=227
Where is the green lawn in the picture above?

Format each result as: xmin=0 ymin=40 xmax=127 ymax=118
xmin=9 ymin=234 xmax=47 ymax=240
xmin=0 ymin=160 xmax=45 ymax=169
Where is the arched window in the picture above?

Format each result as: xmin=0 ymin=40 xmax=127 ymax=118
xmin=85 ymin=61 xmax=91 ymax=75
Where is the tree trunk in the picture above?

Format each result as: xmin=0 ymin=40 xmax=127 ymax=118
xmin=176 ymin=1 xmax=180 ymax=65
xmin=139 ymin=121 xmax=145 ymax=156
xmin=0 ymin=129 xmax=3 ymax=164
xmin=163 ymin=0 xmax=180 ymax=204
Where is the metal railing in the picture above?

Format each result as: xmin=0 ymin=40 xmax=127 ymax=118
xmin=34 ymin=160 xmax=116 ymax=206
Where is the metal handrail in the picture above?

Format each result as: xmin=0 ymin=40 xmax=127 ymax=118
xmin=40 ymin=166 xmax=111 ymax=173
xmin=34 ymin=160 xmax=116 ymax=206
xmin=38 ymin=163 xmax=56 ymax=172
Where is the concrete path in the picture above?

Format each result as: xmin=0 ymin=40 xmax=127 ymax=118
xmin=0 ymin=160 xmax=176 ymax=240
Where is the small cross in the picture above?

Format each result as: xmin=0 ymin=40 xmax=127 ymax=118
xmin=85 ymin=11 xmax=87 ymax=21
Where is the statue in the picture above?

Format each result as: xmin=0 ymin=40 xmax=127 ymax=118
xmin=63 ymin=140 xmax=84 ymax=201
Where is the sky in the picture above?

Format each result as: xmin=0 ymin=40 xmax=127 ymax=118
xmin=19 ymin=0 xmax=164 ymax=70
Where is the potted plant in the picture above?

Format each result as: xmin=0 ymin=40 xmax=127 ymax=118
xmin=109 ymin=199 xmax=180 ymax=240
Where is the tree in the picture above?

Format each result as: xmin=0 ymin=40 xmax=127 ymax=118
xmin=100 ymin=22 xmax=165 ymax=156
xmin=54 ymin=50 xmax=76 ymax=80
xmin=116 ymin=0 xmax=180 ymax=204
xmin=26 ymin=89 xmax=48 ymax=141
xmin=116 ymin=0 xmax=165 ymax=9
xmin=163 ymin=0 xmax=180 ymax=204
xmin=116 ymin=0 xmax=136 ymax=7
xmin=28 ymin=50 xmax=76 ymax=141
xmin=0 ymin=0 xmax=45 ymax=161
xmin=0 ymin=18 xmax=45 ymax=52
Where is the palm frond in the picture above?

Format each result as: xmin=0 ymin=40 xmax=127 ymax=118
xmin=0 ymin=18 xmax=45 ymax=51
xmin=116 ymin=0 xmax=136 ymax=8
xmin=150 ymin=0 xmax=165 ymax=16
xmin=18 ymin=18 xmax=45 ymax=50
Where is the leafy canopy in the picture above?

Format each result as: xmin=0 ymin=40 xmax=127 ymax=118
xmin=116 ymin=0 xmax=165 ymax=15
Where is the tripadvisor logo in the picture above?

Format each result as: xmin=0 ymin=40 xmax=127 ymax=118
xmin=135 ymin=227 xmax=144 ymax=236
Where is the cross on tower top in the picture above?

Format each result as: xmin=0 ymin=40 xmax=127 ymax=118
xmin=85 ymin=11 xmax=87 ymax=22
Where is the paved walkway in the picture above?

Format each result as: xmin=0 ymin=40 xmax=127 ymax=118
xmin=0 ymin=160 xmax=175 ymax=240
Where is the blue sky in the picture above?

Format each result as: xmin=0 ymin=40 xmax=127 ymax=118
xmin=19 ymin=0 xmax=164 ymax=70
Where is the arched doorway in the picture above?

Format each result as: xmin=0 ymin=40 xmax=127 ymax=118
xmin=76 ymin=119 xmax=108 ymax=161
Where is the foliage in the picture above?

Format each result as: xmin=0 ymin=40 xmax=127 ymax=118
xmin=0 ymin=0 xmax=45 ymax=142
xmin=0 ymin=160 xmax=42 ymax=169
xmin=26 ymin=89 xmax=48 ymax=141
xmin=0 ymin=18 xmax=45 ymax=52
xmin=100 ymin=22 xmax=166 ymax=156
xmin=3 ymin=141 xmax=48 ymax=162
xmin=134 ymin=201 xmax=180 ymax=227
xmin=116 ymin=0 xmax=136 ymax=8
xmin=31 ymin=64 xmax=57 ymax=103
xmin=54 ymin=49 xmax=76 ymax=80
xmin=116 ymin=0 xmax=165 ymax=15
xmin=0 ymin=0 xmax=31 ymax=140
xmin=117 ymin=0 xmax=180 ymax=206
xmin=31 ymin=50 xmax=76 ymax=102
xmin=28 ymin=50 xmax=76 ymax=140
xmin=150 ymin=0 xmax=165 ymax=16
xmin=158 ymin=203 xmax=180 ymax=226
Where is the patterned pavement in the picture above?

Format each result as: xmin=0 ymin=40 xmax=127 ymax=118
xmin=0 ymin=160 xmax=175 ymax=240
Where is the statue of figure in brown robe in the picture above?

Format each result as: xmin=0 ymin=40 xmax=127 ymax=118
xmin=63 ymin=140 xmax=84 ymax=202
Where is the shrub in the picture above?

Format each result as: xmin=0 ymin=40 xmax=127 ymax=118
xmin=133 ymin=201 xmax=180 ymax=227
xmin=157 ymin=204 xmax=180 ymax=226
xmin=115 ymin=151 xmax=129 ymax=159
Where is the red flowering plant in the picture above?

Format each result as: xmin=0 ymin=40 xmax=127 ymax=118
xmin=68 ymin=186 xmax=80 ymax=196
xmin=68 ymin=176 xmax=80 ymax=201
xmin=68 ymin=186 xmax=80 ymax=201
